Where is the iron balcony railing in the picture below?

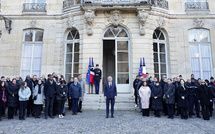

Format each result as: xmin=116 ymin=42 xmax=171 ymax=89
xmin=23 ymin=3 xmax=46 ymax=12
xmin=185 ymin=2 xmax=209 ymax=10
xmin=63 ymin=0 xmax=168 ymax=9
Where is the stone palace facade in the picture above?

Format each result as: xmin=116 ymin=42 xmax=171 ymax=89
xmin=0 ymin=0 xmax=215 ymax=93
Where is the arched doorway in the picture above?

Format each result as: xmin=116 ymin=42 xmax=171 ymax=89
xmin=103 ymin=26 xmax=130 ymax=93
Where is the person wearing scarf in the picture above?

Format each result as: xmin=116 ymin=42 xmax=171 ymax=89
xmin=33 ymin=79 xmax=45 ymax=118
xmin=199 ymin=80 xmax=213 ymax=120
xmin=0 ymin=81 xmax=7 ymax=121
xmin=177 ymin=79 xmax=189 ymax=120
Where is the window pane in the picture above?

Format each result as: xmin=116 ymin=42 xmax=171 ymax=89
xmin=160 ymin=64 xmax=166 ymax=73
xmin=66 ymin=54 xmax=73 ymax=62
xmin=191 ymin=58 xmax=200 ymax=70
xmin=67 ymin=33 xmax=73 ymax=40
xmin=21 ymin=71 xmax=31 ymax=79
xmin=200 ymin=45 xmax=210 ymax=57
xmin=32 ymin=58 xmax=42 ymax=70
xmin=73 ymin=64 xmax=79 ymax=74
xmin=159 ymin=43 xmax=165 ymax=52
xmin=66 ymin=64 xmax=72 ymax=73
xmin=117 ymin=41 xmax=128 ymax=51
xmin=190 ymin=44 xmax=199 ymax=57
xmin=118 ymin=29 xmax=128 ymax=37
xmin=117 ymin=74 xmax=129 ymax=84
xmin=104 ymin=29 xmax=114 ymax=37
xmin=74 ymin=43 xmax=79 ymax=52
xmin=74 ymin=53 xmax=79 ymax=62
xmin=160 ymin=54 xmax=166 ymax=62
xmin=159 ymin=33 xmax=165 ymax=40
xmin=153 ymin=43 xmax=158 ymax=52
xmin=35 ymin=30 xmax=43 ymax=42
xmin=154 ymin=63 xmax=159 ymax=74
xmin=117 ymin=63 xmax=129 ymax=72
xmin=202 ymin=58 xmax=211 ymax=71
xmin=22 ymin=58 xmax=32 ymax=70
xmin=32 ymin=71 xmax=41 ymax=77
xmin=203 ymin=71 xmax=211 ymax=80
xmin=23 ymin=45 xmax=32 ymax=57
xmin=66 ymin=74 xmax=72 ymax=82
xmin=153 ymin=53 xmax=158 ymax=62
xmin=67 ymin=44 xmax=73 ymax=52
xmin=33 ymin=45 xmax=43 ymax=57
xmin=117 ymin=52 xmax=128 ymax=61
xmin=25 ymin=30 xmax=33 ymax=42
xmin=192 ymin=71 xmax=201 ymax=79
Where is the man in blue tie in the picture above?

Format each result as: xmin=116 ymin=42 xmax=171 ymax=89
xmin=104 ymin=76 xmax=117 ymax=118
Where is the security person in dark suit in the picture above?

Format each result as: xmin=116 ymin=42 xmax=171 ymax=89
xmin=94 ymin=64 xmax=102 ymax=94
xmin=104 ymin=76 xmax=117 ymax=118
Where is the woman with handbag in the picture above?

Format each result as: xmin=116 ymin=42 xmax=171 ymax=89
xmin=18 ymin=82 xmax=31 ymax=120
xmin=56 ymin=80 xmax=68 ymax=118
xmin=33 ymin=79 xmax=45 ymax=118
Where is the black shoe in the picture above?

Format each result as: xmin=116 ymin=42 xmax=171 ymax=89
xmin=106 ymin=115 xmax=109 ymax=118
xmin=168 ymin=116 xmax=171 ymax=119
xmin=79 ymin=111 xmax=82 ymax=113
xmin=45 ymin=116 xmax=48 ymax=119
xmin=72 ymin=113 xmax=75 ymax=115
xmin=197 ymin=115 xmax=201 ymax=118
xmin=50 ymin=116 xmax=54 ymax=119
xmin=111 ymin=115 xmax=114 ymax=118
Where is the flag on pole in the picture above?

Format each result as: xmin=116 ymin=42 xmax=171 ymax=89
xmin=138 ymin=57 xmax=147 ymax=77
xmin=86 ymin=57 xmax=92 ymax=84
xmin=90 ymin=57 xmax=95 ymax=84
xmin=142 ymin=58 xmax=147 ymax=77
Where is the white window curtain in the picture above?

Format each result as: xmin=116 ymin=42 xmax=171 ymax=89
xmin=21 ymin=30 xmax=43 ymax=78
xmin=189 ymin=29 xmax=212 ymax=80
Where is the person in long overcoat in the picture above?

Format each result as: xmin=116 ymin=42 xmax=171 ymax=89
xmin=56 ymin=80 xmax=68 ymax=118
xmin=78 ymin=74 xmax=85 ymax=112
xmin=199 ymin=80 xmax=212 ymax=120
xmin=139 ymin=81 xmax=151 ymax=117
xmin=33 ymin=79 xmax=45 ymax=118
xmin=0 ymin=81 xmax=7 ymax=121
xmin=177 ymin=79 xmax=189 ymax=119
xmin=7 ymin=79 xmax=20 ymax=119
xmin=164 ymin=78 xmax=175 ymax=119
xmin=151 ymin=81 xmax=163 ymax=117
xmin=69 ymin=77 xmax=82 ymax=115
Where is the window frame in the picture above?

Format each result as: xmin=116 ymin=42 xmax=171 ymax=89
xmin=64 ymin=29 xmax=80 ymax=80
xmin=189 ymin=28 xmax=213 ymax=79
xmin=153 ymin=29 xmax=168 ymax=80
xmin=20 ymin=29 xmax=44 ymax=78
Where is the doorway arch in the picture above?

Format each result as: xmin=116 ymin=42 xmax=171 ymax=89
xmin=102 ymin=26 xmax=130 ymax=93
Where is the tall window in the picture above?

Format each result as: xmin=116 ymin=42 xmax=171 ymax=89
xmin=21 ymin=30 xmax=44 ymax=78
xmin=153 ymin=29 xmax=167 ymax=80
xmin=189 ymin=29 xmax=212 ymax=79
xmin=65 ymin=28 xmax=80 ymax=81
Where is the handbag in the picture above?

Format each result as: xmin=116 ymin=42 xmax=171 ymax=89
xmin=33 ymin=95 xmax=37 ymax=100
xmin=163 ymin=85 xmax=172 ymax=101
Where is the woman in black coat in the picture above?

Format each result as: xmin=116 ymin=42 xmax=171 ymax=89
xmin=7 ymin=79 xmax=20 ymax=119
xmin=0 ymin=81 xmax=7 ymax=121
xmin=151 ymin=81 xmax=163 ymax=117
xmin=56 ymin=80 xmax=68 ymax=118
xmin=177 ymin=79 xmax=189 ymax=119
xmin=199 ymin=80 xmax=212 ymax=120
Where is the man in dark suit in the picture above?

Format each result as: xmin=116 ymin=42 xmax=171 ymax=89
xmin=44 ymin=75 xmax=56 ymax=119
xmin=93 ymin=64 xmax=102 ymax=94
xmin=104 ymin=76 xmax=117 ymax=118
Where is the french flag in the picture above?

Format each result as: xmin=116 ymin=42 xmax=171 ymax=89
xmin=90 ymin=57 xmax=95 ymax=84
xmin=138 ymin=57 xmax=147 ymax=77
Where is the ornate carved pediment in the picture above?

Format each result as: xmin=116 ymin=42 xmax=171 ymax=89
xmin=105 ymin=9 xmax=125 ymax=27
xmin=193 ymin=18 xmax=204 ymax=28
xmin=29 ymin=19 xmax=37 ymax=28
xmin=85 ymin=9 xmax=95 ymax=35
xmin=157 ymin=17 xmax=165 ymax=28
xmin=137 ymin=9 xmax=148 ymax=35
xmin=67 ymin=15 xmax=74 ymax=28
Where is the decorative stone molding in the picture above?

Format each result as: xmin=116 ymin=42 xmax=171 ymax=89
xmin=29 ymin=19 xmax=37 ymax=28
xmin=193 ymin=18 xmax=204 ymax=28
xmin=67 ymin=15 xmax=74 ymax=28
xmin=137 ymin=9 xmax=148 ymax=35
xmin=157 ymin=17 xmax=165 ymax=28
xmin=105 ymin=9 xmax=125 ymax=27
xmin=85 ymin=9 xmax=95 ymax=35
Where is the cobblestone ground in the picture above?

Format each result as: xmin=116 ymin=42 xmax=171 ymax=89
xmin=0 ymin=110 xmax=214 ymax=134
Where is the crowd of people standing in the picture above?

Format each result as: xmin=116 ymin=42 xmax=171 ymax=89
xmin=0 ymin=73 xmax=85 ymax=121
xmin=133 ymin=74 xmax=215 ymax=120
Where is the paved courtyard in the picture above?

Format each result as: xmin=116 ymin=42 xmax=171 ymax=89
xmin=0 ymin=110 xmax=214 ymax=134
